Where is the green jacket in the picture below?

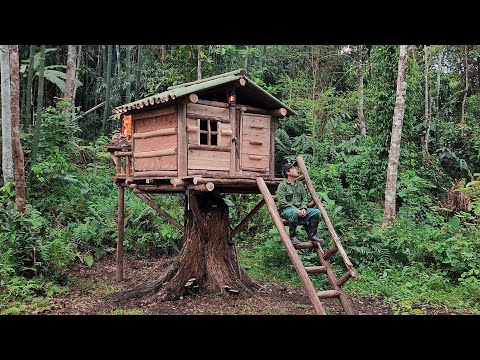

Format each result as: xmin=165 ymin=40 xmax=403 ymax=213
xmin=276 ymin=179 xmax=308 ymax=212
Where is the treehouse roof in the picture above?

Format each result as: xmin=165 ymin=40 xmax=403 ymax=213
xmin=112 ymin=68 xmax=297 ymax=116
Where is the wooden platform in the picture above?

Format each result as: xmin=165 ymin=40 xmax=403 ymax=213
xmin=113 ymin=175 xmax=283 ymax=194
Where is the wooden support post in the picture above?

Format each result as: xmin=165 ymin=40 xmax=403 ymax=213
xmin=296 ymin=156 xmax=357 ymax=280
xmin=229 ymin=105 xmax=236 ymax=176
xmin=133 ymin=190 xmax=185 ymax=232
xmin=178 ymin=103 xmax=188 ymax=177
xmin=125 ymin=156 xmax=131 ymax=178
xmin=189 ymin=193 xmax=209 ymax=242
xmin=116 ymin=184 xmax=125 ymax=282
xmin=256 ymin=177 xmax=327 ymax=315
xmin=109 ymin=152 xmax=123 ymax=175
xmin=231 ymin=199 xmax=266 ymax=237
xmin=269 ymin=116 xmax=275 ymax=179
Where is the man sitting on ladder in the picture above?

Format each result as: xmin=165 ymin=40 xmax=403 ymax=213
xmin=276 ymin=161 xmax=323 ymax=245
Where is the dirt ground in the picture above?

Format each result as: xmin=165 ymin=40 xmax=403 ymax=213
xmin=43 ymin=254 xmax=468 ymax=315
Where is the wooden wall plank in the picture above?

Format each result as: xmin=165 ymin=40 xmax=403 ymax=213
xmin=134 ymin=112 xmax=177 ymax=133
xmin=134 ymin=155 xmax=177 ymax=171
xmin=134 ymin=134 xmax=177 ymax=152
xmin=178 ymin=104 xmax=187 ymax=177
xmin=131 ymin=106 xmax=176 ymax=121
xmin=187 ymin=103 xmax=229 ymax=121
xmin=188 ymin=149 xmax=230 ymax=171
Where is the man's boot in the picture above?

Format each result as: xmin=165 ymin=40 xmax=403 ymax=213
xmin=289 ymin=222 xmax=300 ymax=245
xmin=306 ymin=217 xmax=323 ymax=243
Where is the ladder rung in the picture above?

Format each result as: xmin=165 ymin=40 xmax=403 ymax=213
xmin=293 ymin=242 xmax=315 ymax=250
xmin=336 ymin=271 xmax=352 ymax=287
xmin=323 ymin=246 xmax=338 ymax=260
xmin=305 ymin=266 xmax=326 ymax=274
xmin=317 ymin=290 xmax=341 ymax=299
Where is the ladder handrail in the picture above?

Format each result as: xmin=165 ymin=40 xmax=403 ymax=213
xmin=256 ymin=177 xmax=327 ymax=315
xmin=296 ymin=156 xmax=358 ymax=280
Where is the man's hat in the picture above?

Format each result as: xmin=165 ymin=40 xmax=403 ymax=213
xmin=282 ymin=161 xmax=297 ymax=177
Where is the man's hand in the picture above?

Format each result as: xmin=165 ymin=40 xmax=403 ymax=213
xmin=298 ymin=208 xmax=307 ymax=217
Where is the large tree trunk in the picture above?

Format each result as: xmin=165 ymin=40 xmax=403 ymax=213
xmin=357 ymin=45 xmax=366 ymax=137
xmin=381 ymin=45 xmax=412 ymax=229
xmin=1 ymin=44 xmax=14 ymax=183
xmin=24 ymin=45 xmax=35 ymax=131
xmin=72 ymin=45 xmax=81 ymax=111
xmin=108 ymin=192 xmax=258 ymax=303
xmin=422 ymin=45 xmax=432 ymax=165
xmin=9 ymin=45 xmax=25 ymax=212
xmin=64 ymin=45 xmax=77 ymax=101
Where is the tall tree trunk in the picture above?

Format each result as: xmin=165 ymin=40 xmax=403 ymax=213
xmin=135 ymin=45 xmax=142 ymax=100
xmin=9 ymin=45 xmax=25 ymax=212
xmin=72 ymin=45 xmax=81 ymax=111
xmin=434 ymin=45 xmax=444 ymax=147
xmin=125 ymin=45 xmax=131 ymax=103
xmin=160 ymin=45 xmax=166 ymax=63
xmin=460 ymin=45 xmax=469 ymax=134
xmin=422 ymin=45 xmax=432 ymax=164
xmin=101 ymin=45 xmax=112 ymax=136
xmin=23 ymin=45 xmax=35 ymax=132
xmin=381 ymin=45 xmax=412 ymax=229
xmin=310 ymin=46 xmax=320 ymax=156
xmin=1 ymin=44 xmax=14 ymax=183
xmin=116 ymin=45 xmax=121 ymax=75
xmin=27 ymin=45 xmax=46 ymax=197
xmin=107 ymin=192 xmax=258 ymax=302
xmin=357 ymin=45 xmax=366 ymax=137
xmin=197 ymin=46 xmax=202 ymax=80
xmin=477 ymin=56 xmax=480 ymax=93
xmin=260 ymin=45 xmax=267 ymax=68
xmin=64 ymin=45 xmax=77 ymax=102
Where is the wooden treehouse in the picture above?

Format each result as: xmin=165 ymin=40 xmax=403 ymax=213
xmin=106 ymin=69 xmax=357 ymax=315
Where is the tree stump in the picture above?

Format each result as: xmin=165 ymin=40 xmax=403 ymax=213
xmin=108 ymin=191 xmax=259 ymax=302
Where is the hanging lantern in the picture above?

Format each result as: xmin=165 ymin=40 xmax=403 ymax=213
xmin=227 ymin=91 xmax=236 ymax=107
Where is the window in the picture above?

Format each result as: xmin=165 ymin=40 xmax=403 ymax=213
xmin=199 ymin=119 xmax=218 ymax=145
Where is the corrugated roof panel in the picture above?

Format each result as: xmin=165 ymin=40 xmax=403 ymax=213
xmin=112 ymin=69 xmax=297 ymax=116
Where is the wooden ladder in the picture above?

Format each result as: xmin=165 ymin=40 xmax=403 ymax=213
xmin=255 ymin=156 xmax=357 ymax=315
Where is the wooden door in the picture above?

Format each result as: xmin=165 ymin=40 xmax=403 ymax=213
xmin=240 ymin=113 xmax=270 ymax=172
